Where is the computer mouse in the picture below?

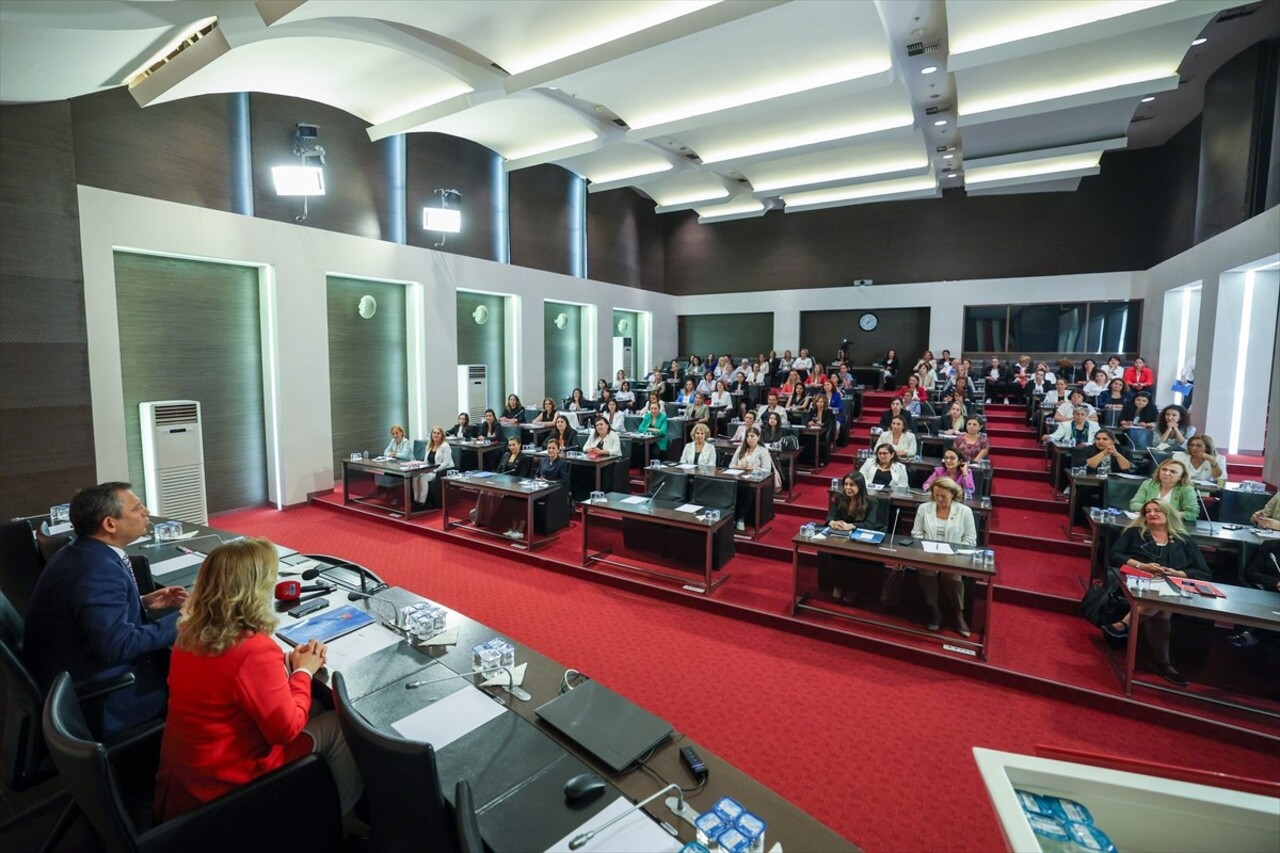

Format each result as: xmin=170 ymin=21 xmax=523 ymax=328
xmin=563 ymin=772 xmax=607 ymax=805
xmin=898 ymin=537 xmax=914 ymax=546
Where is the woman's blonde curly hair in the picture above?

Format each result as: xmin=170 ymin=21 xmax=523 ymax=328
xmin=176 ymin=537 xmax=279 ymax=655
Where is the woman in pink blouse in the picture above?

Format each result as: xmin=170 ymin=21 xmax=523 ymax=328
xmin=952 ymin=416 xmax=990 ymax=463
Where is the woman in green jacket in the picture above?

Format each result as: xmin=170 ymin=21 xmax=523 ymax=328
xmin=637 ymin=398 xmax=669 ymax=453
xmin=1128 ymin=458 xmax=1198 ymax=522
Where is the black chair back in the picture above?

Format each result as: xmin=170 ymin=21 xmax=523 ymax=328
xmin=0 ymin=589 xmax=50 ymax=790
xmin=692 ymin=477 xmax=736 ymax=512
xmin=454 ymin=780 xmax=484 ymax=853
xmin=42 ymin=673 xmax=138 ymax=850
xmin=1103 ymin=476 xmax=1145 ymax=512
xmin=0 ymin=519 xmax=45 ymax=614
xmin=1220 ymin=489 xmax=1272 ymax=525
xmin=648 ymin=469 xmax=690 ymax=503
xmin=332 ymin=671 xmax=457 ymax=853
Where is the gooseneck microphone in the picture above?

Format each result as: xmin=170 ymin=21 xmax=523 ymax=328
xmin=879 ymin=507 xmax=901 ymax=553
xmin=346 ymin=589 xmax=403 ymax=631
xmin=405 ymin=665 xmax=531 ymax=702
xmin=646 ymin=478 xmax=667 ymax=509
xmin=569 ymin=784 xmax=683 ymax=850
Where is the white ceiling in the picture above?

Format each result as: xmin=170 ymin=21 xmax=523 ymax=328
xmin=2 ymin=0 xmax=1274 ymax=223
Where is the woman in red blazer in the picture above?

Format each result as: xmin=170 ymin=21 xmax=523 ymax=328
xmin=154 ymin=538 xmax=362 ymax=822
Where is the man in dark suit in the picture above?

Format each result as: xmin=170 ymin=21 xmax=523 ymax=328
xmin=24 ymin=481 xmax=188 ymax=737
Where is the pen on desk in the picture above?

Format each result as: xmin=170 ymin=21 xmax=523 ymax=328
xmin=177 ymin=546 xmax=206 ymax=557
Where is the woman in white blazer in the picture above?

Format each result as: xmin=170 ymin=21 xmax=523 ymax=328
xmin=414 ymin=426 xmax=454 ymax=509
xmin=912 ymin=477 xmax=977 ymax=636
xmin=859 ymin=444 xmax=909 ymax=491
xmin=680 ymin=423 xmax=717 ymax=466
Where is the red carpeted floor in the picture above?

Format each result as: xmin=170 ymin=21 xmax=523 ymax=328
xmin=213 ymin=503 xmax=1280 ymax=853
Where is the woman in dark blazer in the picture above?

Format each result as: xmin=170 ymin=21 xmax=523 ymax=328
xmin=476 ymin=408 xmax=501 ymax=441
xmin=495 ymin=436 xmax=529 ymax=477
xmin=445 ymin=412 xmax=475 ymax=441
xmin=500 ymin=394 xmax=526 ymax=424
xmin=820 ymin=472 xmax=888 ymax=603
xmin=545 ymin=414 xmax=576 ymax=450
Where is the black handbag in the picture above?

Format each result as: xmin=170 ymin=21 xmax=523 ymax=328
xmin=1078 ymin=576 xmax=1128 ymax=627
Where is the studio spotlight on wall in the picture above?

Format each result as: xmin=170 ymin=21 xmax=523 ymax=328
xmin=424 ymin=188 xmax=463 ymax=248
xmin=273 ymin=123 xmax=327 ymax=222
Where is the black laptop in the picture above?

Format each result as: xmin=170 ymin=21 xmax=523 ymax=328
xmin=535 ymin=679 xmax=673 ymax=773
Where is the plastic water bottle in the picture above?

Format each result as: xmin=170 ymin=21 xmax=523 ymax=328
xmin=713 ymin=797 xmax=745 ymax=823
xmin=694 ymin=812 xmax=726 ymax=847
xmin=737 ymin=812 xmax=767 ymax=853
xmin=964 ymin=489 xmax=974 ymax=503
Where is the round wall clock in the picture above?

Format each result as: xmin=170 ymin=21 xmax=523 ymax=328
xmin=859 ymin=312 xmax=878 ymax=332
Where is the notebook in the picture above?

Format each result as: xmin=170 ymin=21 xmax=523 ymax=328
xmin=276 ymin=604 xmax=375 ymax=647
xmin=535 ymin=679 xmax=672 ymax=773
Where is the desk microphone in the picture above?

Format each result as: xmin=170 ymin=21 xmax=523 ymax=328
xmin=307 ymin=557 xmax=387 ymax=595
xmin=879 ymin=507 xmax=901 ymax=553
xmin=569 ymin=783 xmax=683 ymax=850
xmin=346 ymin=589 xmax=403 ymax=631
xmin=1195 ymin=489 xmax=1213 ymax=533
xmin=274 ymin=568 xmax=333 ymax=603
xmin=405 ymin=665 xmax=531 ymax=702
xmin=646 ymin=478 xmax=667 ymax=509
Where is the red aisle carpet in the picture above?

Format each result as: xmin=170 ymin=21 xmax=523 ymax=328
xmin=215 ymin=504 xmax=1279 ymax=853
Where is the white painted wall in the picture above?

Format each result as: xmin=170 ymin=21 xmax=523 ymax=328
xmin=78 ymin=187 xmax=677 ymax=507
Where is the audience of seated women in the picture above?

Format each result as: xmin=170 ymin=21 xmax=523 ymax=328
xmin=952 ymin=416 xmax=990 ymax=464
xmin=821 ymin=472 xmax=888 ymax=604
xmin=875 ymin=415 xmax=917 ymax=460
xmin=912 ymin=477 xmax=978 ymax=636
xmin=594 ymin=378 xmax=610 ymax=400
xmin=729 ymin=428 xmax=776 ymax=531
xmin=154 ymin=538 xmax=363 ymax=824
xmin=1173 ymin=434 xmax=1227 ymax=485
xmin=860 ymin=444 xmax=909 ymax=490
xmin=901 ymin=373 xmax=927 ymax=404
xmin=1129 ymin=459 xmax=1198 ymax=522
xmin=1153 ymin=404 xmax=1194 ymax=450
xmin=923 ymin=448 xmax=975 ymax=494
xmin=877 ymin=397 xmax=915 ymax=433
xmin=940 ymin=366 xmax=974 ymax=402
xmin=1103 ymin=500 xmax=1210 ymax=686
xmin=785 ymin=374 xmax=809 ymax=410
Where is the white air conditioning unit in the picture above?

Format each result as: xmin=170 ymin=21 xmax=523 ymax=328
xmin=139 ymin=400 xmax=208 ymax=524
xmin=457 ymin=365 xmax=488 ymax=422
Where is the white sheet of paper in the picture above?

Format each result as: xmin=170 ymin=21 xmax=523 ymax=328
xmin=46 ymin=521 xmax=73 ymax=535
xmin=391 ymin=686 xmax=506 ymax=748
xmin=869 ymin=484 xmax=884 ymax=491
xmin=674 ymin=503 xmax=702 ymax=513
xmin=621 ymin=495 xmax=648 ymax=505
xmin=724 ymin=468 xmax=746 ymax=475
xmin=325 ymin=623 xmax=403 ymax=667
xmin=479 ymin=662 xmax=527 ymax=688
xmin=922 ymin=542 xmax=954 ymax=554
xmin=149 ymin=552 xmax=204 ymax=580
xmin=543 ymin=796 xmax=682 ymax=853
xmin=676 ymin=463 xmax=696 ymax=470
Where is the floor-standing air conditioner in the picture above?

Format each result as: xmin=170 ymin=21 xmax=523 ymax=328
xmin=139 ymin=400 xmax=208 ymax=524
xmin=458 ymin=365 xmax=488 ymax=422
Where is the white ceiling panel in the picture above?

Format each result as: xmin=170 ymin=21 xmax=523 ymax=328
xmin=146 ymin=35 xmax=472 ymax=123
xmin=742 ymin=131 xmax=931 ymax=195
xmin=643 ymin=170 xmax=735 ymax=210
xmin=694 ymin=196 xmax=769 ymax=223
xmin=549 ymin=1 xmax=892 ymax=133
xmin=557 ymin=142 xmax=677 ymax=188
xmin=782 ymin=172 xmax=941 ymax=213
xmin=406 ymin=96 xmax=600 ymax=161
xmin=670 ymin=80 xmax=917 ymax=167
xmin=960 ymin=98 xmax=1141 ymax=158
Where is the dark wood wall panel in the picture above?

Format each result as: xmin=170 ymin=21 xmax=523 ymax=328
xmin=678 ymin=313 xmax=774 ymax=361
xmin=114 ymin=253 xmax=267 ymax=513
xmin=70 ymin=88 xmax=236 ymax=212
xmin=663 ymin=146 xmax=1183 ymax=296
xmin=0 ymin=100 xmax=95 ymax=519
xmin=1151 ymin=117 xmax=1202 ymax=264
xmin=250 ymin=94 xmax=391 ymax=240
xmin=405 ymin=132 xmax=500 ymax=261
xmin=1195 ymin=41 xmax=1278 ymax=243
xmin=800 ymin=308 xmax=931 ymax=367
xmin=510 ymin=164 xmax=575 ymax=276
xmin=455 ymin=291 xmax=507 ymax=413
xmin=587 ymin=187 xmax=664 ymax=291
xmin=327 ymin=276 xmax=408 ymax=471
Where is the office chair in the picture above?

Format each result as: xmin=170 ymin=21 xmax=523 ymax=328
xmin=1220 ymin=489 xmax=1271 ymax=525
xmin=689 ymin=478 xmax=737 ymax=567
xmin=647 ymin=469 xmax=690 ymax=503
xmin=0 ymin=519 xmax=45 ymax=615
xmin=454 ymin=780 xmax=484 ymax=853
xmin=333 ymin=672 xmax=459 ymax=853
xmin=43 ymin=672 xmax=342 ymax=853
xmin=1103 ymin=476 xmax=1145 ymax=512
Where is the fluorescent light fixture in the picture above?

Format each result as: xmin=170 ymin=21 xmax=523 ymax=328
xmin=921 ymin=65 xmax=939 ymax=75
xmin=423 ymin=207 xmax=462 ymax=233
xmin=752 ymin=153 xmax=929 ymax=193
xmin=951 ymin=1 xmax=1173 ymax=56
xmin=1191 ymin=37 xmax=1207 ymax=46
xmin=699 ymin=111 xmax=914 ymax=164
xmin=505 ymin=131 xmax=598 ymax=162
xmin=1227 ymin=270 xmax=1255 ymax=454
xmin=961 ymin=66 xmax=1174 ymax=115
xmin=965 ymin=153 xmax=1101 ymax=186
xmin=590 ymin=161 xmax=673 ymax=185
xmin=125 ymin=16 xmax=219 ymax=85
xmin=271 ymin=165 xmax=325 ymax=196
xmin=783 ymin=174 xmax=937 ymax=209
xmin=628 ymin=57 xmax=892 ymax=130
xmin=1140 ymin=96 xmax=1156 ymax=102
xmin=696 ymin=198 xmax=766 ymax=223
xmin=656 ymin=187 xmax=730 ymax=207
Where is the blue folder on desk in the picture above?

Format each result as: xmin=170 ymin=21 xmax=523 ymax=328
xmin=850 ymin=528 xmax=885 ymax=544
xmin=277 ymin=604 xmax=375 ymax=647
